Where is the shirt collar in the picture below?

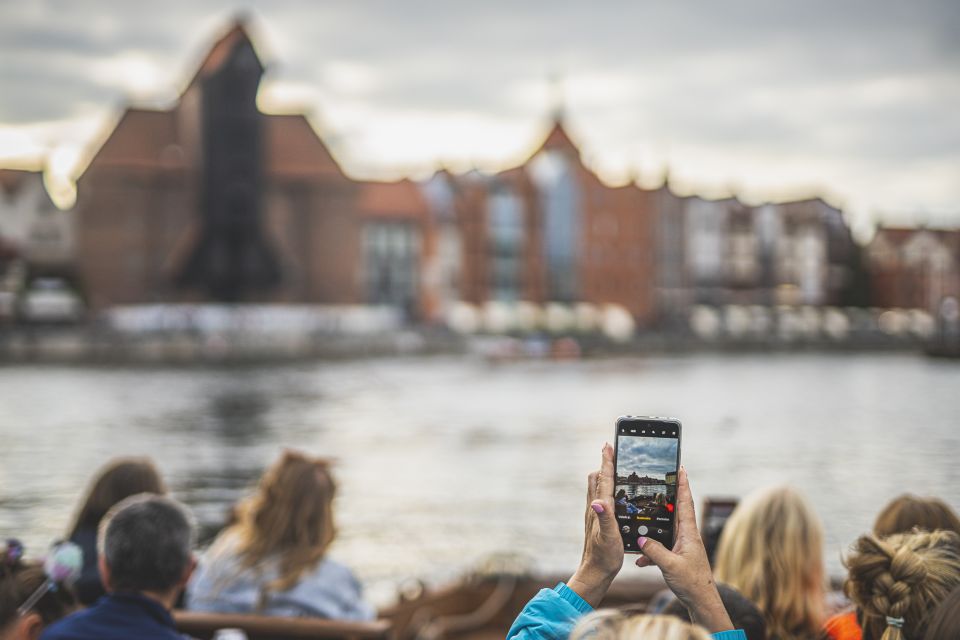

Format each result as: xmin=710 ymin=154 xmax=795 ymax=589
xmin=106 ymin=592 xmax=176 ymax=629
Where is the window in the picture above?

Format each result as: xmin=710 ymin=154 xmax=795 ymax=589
xmin=531 ymin=150 xmax=581 ymax=301
xmin=364 ymin=223 xmax=420 ymax=310
xmin=487 ymin=186 xmax=524 ymax=301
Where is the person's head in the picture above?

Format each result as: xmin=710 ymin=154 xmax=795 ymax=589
xmin=844 ymin=529 xmax=960 ymax=640
xmin=97 ymin=494 xmax=196 ymax=605
xmin=224 ymin=450 xmax=336 ymax=594
xmin=0 ymin=543 xmax=77 ymax=640
xmin=68 ymin=458 xmax=166 ymax=537
xmin=571 ymin=611 xmax=711 ymax=640
xmin=873 ymin=494 xmax=960 ymax=538
xmin=923 ymin=584 xmax=960 ymax=640
xmin=713 ymin=486 xmax=824 ymax=640
xmin=662 ymin=583 xmax=767 ymax=640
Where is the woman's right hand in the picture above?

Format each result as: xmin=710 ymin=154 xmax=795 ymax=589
xmin=567 ymin=442 xmax=623 ymax=608
xmin=633 ymin=467 xmax=734 ymax=633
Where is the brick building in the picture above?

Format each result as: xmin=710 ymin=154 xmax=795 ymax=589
xmin=867 ymin=226 xmax=960 ymax=310
xmin=441 ymin=118 xmax=658 ymax=325
xmin=72 ymin=17 xmax=870 ymax=332
xmin=74 ymin=20 xmax=429 ymax=315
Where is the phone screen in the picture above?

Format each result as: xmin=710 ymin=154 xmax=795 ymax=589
xmin=614 ymin=417 xmax=681 ymax=552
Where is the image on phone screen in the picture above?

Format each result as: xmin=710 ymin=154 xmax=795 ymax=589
xmin=614 ymin=418 xmax=681 ymax=552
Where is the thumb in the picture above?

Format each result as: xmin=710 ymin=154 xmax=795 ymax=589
xmin=636 ymin=536 xmax=673 ymax=568
xmin=590 ymin=500 xmax=617 ymax=532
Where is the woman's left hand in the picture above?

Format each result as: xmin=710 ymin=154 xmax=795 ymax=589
xmin=567 ymin=443 xmax=623 ymax=607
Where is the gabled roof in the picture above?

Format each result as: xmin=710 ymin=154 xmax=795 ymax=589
xmin=529 ymin=117 xmax=580 ymax=159
xmin=264 ymin=114 xmax=346 ymax=179
xmin=494 ymin=166 xmax=529 ymax=184
xmin=183 ymin=18 xmax=260 ymax=94
xmin=81 ymin=109 xmax=349 ymax=180
xmin=82 ymin=108 xmax=180 ymax=174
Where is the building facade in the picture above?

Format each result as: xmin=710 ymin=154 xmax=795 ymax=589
xmin=867 ymin=227 xmax=960 ymax=311
xmin=74 ymin=20 xmax=429 ymax=316
xmin=0 ymin=168 xmax=75 ymax=318
xmin=444 ymin=119 xmax=658 ymax=326
xmin=0 ymin=169 xmax=73 ymax=272
xmin=655 ymin=191 xmax=857 ymax=326
xmin=59 ymin=18 xmax=880 ymax=332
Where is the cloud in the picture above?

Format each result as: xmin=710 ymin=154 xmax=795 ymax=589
xmin=0 ymin=0 xmax=957 ymax=227
xmin=616 ymin=437 xmax=678 ymax=479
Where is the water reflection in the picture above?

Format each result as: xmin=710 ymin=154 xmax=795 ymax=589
xmin=206 ymin=389 xmax=270 ymax=444
xmin=175 ymin=386 xmax=277 ymax=544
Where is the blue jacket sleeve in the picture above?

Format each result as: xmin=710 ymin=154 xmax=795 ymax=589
xmin=506 ymin=583 xmax=593 ymax=640
xmin=505 ymin=582 xmax=747 ymax=640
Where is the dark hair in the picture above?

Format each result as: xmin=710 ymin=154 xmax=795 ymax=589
xmin=663 ymin=583 xmax=767 ymax=640
xmin=68 ymin=458 xmax=166 ymax=537
xmin=0 ymin=543 xmax=77 ymax=631
xmin=874 ymin=494 xmax=960 ymax=538
xmin=924 ymin=584 xmax=960 ymax=640
xmin=98 ymin=494 xmax=196 ymax=593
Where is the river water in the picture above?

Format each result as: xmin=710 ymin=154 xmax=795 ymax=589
xmin=1 ymin=353 xmax=958 ymax=606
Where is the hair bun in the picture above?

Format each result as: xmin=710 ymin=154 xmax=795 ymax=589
xmin=890 ymin=545 xmax=927 ymax=585
xmin=845 ymin=529 xmax=960 ymax=639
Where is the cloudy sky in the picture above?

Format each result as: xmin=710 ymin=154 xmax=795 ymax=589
xmin=1 ymin=0 xmax=958 ymax=237
xmin=617 ymin=436 xmax=678 ymax=479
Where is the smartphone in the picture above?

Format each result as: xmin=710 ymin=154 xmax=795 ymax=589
xmin=614 ymin=416 xmax=682 ymax=552
xmin=701 ymin=498 xmax=738 ymax=566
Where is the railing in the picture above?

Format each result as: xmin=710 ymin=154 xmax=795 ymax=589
xmin=173 ymin=611 xmax=394 ymax=640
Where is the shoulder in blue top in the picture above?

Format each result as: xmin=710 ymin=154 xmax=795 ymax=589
xmin=186 ymin=538 xmax=374 ymax=621
xmin=506 ymin=582 xmax=746 ymax=640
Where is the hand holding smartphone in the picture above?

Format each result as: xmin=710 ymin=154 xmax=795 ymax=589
xmin=613 ymin=416 xmax=682 ymax=552
xmin=563 ymin=432 xmax=733 ymax=634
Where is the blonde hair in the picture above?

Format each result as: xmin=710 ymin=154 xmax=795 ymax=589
xmin=571 ymin=611 xmax=712 ymax=640
xmin=844 ymin=529 xmax=960 ymax=640
xmin=713 ymin=486 xmax=825 ymax=640
xmin=212 ymin=450 xmax=336 ymax=599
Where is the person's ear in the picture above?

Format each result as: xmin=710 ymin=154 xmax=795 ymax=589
xmin=15 ymin=612 xmax=44 ymax=640
xmin=179 ymin=554 xmax=198 ymax=590
xmin=98 ymin=555 xmax=113 ymax=592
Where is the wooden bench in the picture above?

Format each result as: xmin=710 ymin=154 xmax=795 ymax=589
xmin=173 ymin=611 xmax=394 ymax=640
